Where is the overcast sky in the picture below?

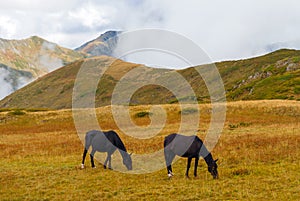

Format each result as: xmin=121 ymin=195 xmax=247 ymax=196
xmin=1 ymin=0 xmax=300 ymax=63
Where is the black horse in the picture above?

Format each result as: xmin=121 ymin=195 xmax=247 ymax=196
xmin=81 ymin=130 xmax=132 ymax=170
xmin=164 ymin=133 xmax=218 ymax=179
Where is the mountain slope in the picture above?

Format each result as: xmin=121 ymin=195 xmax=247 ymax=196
xmin=215 ymin=49 xmax=300 ymax=100
xmin=0 ymin=56 xmax=141 ymax=109
xmin=0 ymin=49 xmax=299 ymax=109
xmin=0 ymin=36 xmax=86 ymax=99
xmin=0 ymin=36 xmax=85 ymax=77
xmin=75 ymin=30 xmax=120 ymax=57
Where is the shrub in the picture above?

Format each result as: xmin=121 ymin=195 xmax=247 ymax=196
xmin=135 ymin=111 xmax=152 ymax=118
xmin=180 ymin=108 xmax=198 ymax=115
xmin=8 ymin=109 xmax=26 ymax=116
xmin=232 ymin=168 xmax=250 ymax=176
xmin=26 ymin=108 xmax=50 ymax=112
xmin=229 ymin=124 xmax=239 ymax=129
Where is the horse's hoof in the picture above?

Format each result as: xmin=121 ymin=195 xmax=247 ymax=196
xmin=185 ymin=175 xmax=190 ymax=179
xmin=81 ymin=164 xmax=85 ymax=169
xmin=92 ymin=166 xmax=96 ymax=169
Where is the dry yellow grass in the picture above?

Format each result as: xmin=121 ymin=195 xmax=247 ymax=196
xmin=0 ymin=100 xmax=299 ymax=200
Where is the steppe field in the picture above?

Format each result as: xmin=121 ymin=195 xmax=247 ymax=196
xmin=0 ymin=100 xmax=299 ymax=200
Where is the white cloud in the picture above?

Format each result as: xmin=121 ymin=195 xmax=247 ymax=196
xmin=1 ymin=0 xmax=300 ymax=98
xmin=0 ymin=0 xmax=82 ymax=12
xmin=0 ymin=0 xmax=300 ymax=63
xmin=154 ymin=0 xmax=300 ymax=61
xmin=68 ymin=4 xmax=114 ymax=29
xmin=0 ymin=16 xmax=17 ymax=38
xmin=38 ymin=41 xmax=64 ymax=72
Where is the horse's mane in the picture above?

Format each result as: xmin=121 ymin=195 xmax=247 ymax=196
xmin=105 ymin=130 xmax=127 ymax=152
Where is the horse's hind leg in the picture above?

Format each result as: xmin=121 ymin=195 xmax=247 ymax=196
xmin=164 ymin=150 xmax=175 ymax=178
xmin=90 ymin=149 xmax=96 ymax=168
xmin=81 ymin=148 xmax=88 ymax=168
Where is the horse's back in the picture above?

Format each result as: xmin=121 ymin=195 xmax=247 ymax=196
xmin=164 ymin=133 xmax=203 ymax=157
xmin=85 ymin=130 xmax=102 ymax=148
xmin=164 ymin=133 xmax=200 ymax=145
xmin=103 ymin=130 xmax=117 ymax=139
xmin=85 ymin=130 xmax=114 ymax=152
xmin=86 ymin=130 xmax=100 ymax=138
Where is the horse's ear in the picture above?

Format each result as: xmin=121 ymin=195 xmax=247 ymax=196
xmin=215 ymin=159 xmax=219 ymax=162
xmin=129 ymin=152 xmax=133 ymax=156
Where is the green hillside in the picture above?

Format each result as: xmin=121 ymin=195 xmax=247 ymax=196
xmin=0 ymin=49 xmax=299 ymax=109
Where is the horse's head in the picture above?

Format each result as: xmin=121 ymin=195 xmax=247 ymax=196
xmin=123 ymin=152 xmax=132 ymax=170
xmin=208 ymin=159 xmax=219 ymax=179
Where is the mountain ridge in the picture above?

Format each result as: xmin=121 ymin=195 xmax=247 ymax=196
xmin=75 ymin=30 xmax=121 ymax=57
xmin=0 ymin=31 xmax=123 ymax=99
xmin=0 ymin=48 xmax=299 ymax=109
xmin=0 ymin=36 xmax=85 ymax=76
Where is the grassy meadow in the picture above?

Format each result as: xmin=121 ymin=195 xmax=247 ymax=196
xmin=0 ymin=100 xmax=299 ymax=200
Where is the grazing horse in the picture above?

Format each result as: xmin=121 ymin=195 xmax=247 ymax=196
xmin=164 ymin=133 xmax=219 ymax=179
xmin=81 ymin=130 xmax=132 ymax=170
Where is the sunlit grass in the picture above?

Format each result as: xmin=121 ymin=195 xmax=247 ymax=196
xmin=0 ymin=100 xmax=299 ymax=200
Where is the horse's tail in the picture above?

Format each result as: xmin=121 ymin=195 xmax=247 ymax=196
xmin=84 ymin=130 xmax=98 ymax=150
xmin=164 ymin=133 xmax=177 ymax=148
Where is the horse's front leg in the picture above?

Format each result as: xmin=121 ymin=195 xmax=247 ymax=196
xmin=108 ymin=153 xmax=112 ymax=169
xmin=194 ymin=157 xmax=199 ymax=177
xmin=104 ymin=153 xmax=112 ymax=169
xmin=185 ymin=157 xmax=192 ymax=178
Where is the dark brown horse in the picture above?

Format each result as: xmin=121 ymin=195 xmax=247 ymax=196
xmin=164 ymin=133 xmax=218 ymax=179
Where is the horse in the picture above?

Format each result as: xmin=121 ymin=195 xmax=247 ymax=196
xmin=164 ymin=133 xmax=218 ymax=179
xmin=81 ymin=130 xmax=132 ymax=170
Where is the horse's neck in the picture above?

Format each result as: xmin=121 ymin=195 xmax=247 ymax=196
xmin=115 ymin=139 xmax=126 ymax=152
xmin=115 ymin=139 xmax=128 ymax=159
xmin=199 ymin=144 xmax=213 ymax=165
xmin=118 ymin=148 xmax=128 ymax=159
xmin=204 ymin=153 xmax=214 ymax=166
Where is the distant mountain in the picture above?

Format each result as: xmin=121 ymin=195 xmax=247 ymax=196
xmin=263 ymin=40 xmax=300 ymax=53
xmin=0 ymin=31 xmax=122 ymax=100
xmin=0 ymin=36 xmax=85 ymax=99
xmin=0 ymin=49 xmax=299 ymax=109
xmin=75 ymin=30 xmax=121 ymax=57
xmin=0 ymin=36 xmax=85 ymax=76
